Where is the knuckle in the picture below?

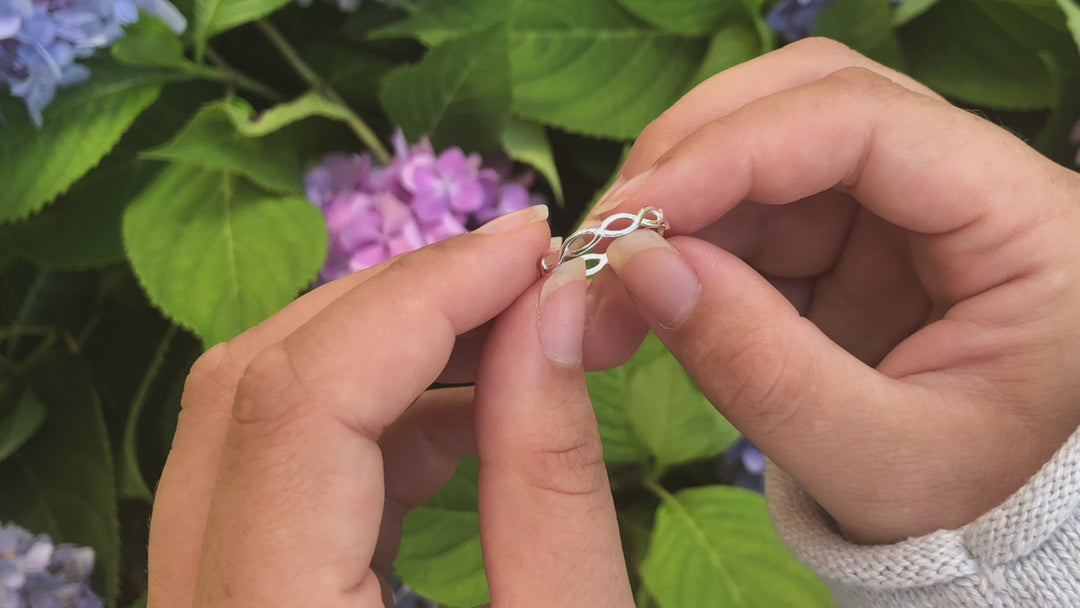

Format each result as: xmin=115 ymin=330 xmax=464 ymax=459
xmin=823 ymin=65 xmax=895 ymax=94
xmin=181 ymin=342 xmax=236 ymax=410
xmin=232 ymin=343 xmax=310 ymax=429
xmin=518 ymin=424 xmax=609 ymax=498
xmin=634 ymin=120 xmax=680 ymax=167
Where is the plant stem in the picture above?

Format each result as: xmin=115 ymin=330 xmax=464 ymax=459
xmin=255 ymin=19 xmax=391 ymax=164
xmin=188 ymin=61 xmax=286 ymax=103
xmin=6 ymin=270 xmax=47 ymax=358
xmin=643 ymin=478 xmax=674 ymax=503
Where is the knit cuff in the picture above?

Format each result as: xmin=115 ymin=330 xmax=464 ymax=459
xmin=766 ymin=427 xmax=1080 ymax=602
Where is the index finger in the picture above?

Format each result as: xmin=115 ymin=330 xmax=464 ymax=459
xmin=189 ymin=207 xmax=551 ymax=607
xmin=613 ymin=67 xmax=1077 ymax=305
xmin=617 ymin=37 xmax=942 ymax=180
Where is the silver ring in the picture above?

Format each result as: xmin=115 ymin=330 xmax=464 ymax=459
xmin=540 ymin=207 xmax=669 ymax=277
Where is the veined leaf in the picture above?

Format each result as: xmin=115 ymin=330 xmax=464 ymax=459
xmin=6 ymin=82 xmax=219 ymax=270
xmin=376 ymin=0 xmax=708 ymax=140
xmin=144 ymin=95 xmax=348 ymax=193
xmin=899 ymin=0 xmax=1065 ymax=109
xmin=500 ymin=117 xmax=563 ymax=204
xmin=641 ymin=485 xmax=833 ymax=608
xmin=690 ymin=18 xmax=769 ymax=87
xmin=0 ymin=64 xmax=163 ymax=224
xmin=123 ymin=166 xmax=327 ymax=346
xmin=371 ymin=0 xmax=516 ymax=46
xmin=817 ymin=0 xmax=905 ymax=70
xmin=893 ymin=0 xmax=941 ymax=25
xmin=615 ymin=0 xmax=741 ymax=36
xmin=0 ymin=387 xmax=46 ymax=464
xmin=194 ymin=0 xmax=290 ymax=60
xmin=112 ymin=15 xmax=187 ymax=68
xmin=395 ymin=457 xmax=489 ymax=608
xmin=0 ymin=356 xmax=120 ymax=604
xmin=1059 ymin=0 xmax=1080 ymax=51
xmin=381 ymin=23 xmax=512 ymax=153
xmin=511 ymin=0 xmax=707 ymax=140
xmin=588 ymin=333 xmax=739 ymax=471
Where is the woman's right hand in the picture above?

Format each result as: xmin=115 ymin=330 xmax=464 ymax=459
xmin=585 ymin=38 xmax=1080 ymax=545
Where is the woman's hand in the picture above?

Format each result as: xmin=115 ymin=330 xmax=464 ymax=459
xmin=146 ymin=206 xmax=634 ymax=607
xmin=587 ymin=38 xmax=1080 ymax=544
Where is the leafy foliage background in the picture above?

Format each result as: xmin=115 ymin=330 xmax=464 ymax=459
xmin=2 ymin=0 xmax=1080 ymax=606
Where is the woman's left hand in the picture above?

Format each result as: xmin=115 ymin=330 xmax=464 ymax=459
xmin=146 ymin=206 xmax=634 ymax=607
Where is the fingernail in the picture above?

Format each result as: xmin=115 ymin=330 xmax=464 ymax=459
xmin=539 ymin=257 xmax=587 ymax=364
xmin=474 ymin=204 xmax=549 ymax=235
xmin=589 ymin=168 xmax=654 ymax=218
xmin=607 ymin=231 xmax=699 ymax=329
xmin=549 ymin=236 xmax=563 ymax=250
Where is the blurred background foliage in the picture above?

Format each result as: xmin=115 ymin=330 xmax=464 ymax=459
xmin=2 ymin=0 xmax=1080 ymax=606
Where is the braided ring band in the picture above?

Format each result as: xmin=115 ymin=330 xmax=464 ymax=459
xmin=540 ymin=207 xmax=669 ymax=277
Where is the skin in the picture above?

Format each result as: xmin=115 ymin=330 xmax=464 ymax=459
xmin=591 ymin=38 xmax=1080 ymax=544
xmin=147 ymin=38 xmax=1080 ymax=606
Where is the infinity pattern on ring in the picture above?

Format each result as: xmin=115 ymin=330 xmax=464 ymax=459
xmin=540 ymin=207 xmax=669 ymax=277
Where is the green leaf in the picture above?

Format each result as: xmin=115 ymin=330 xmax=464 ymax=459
xmin=899 ymin=0 xmax=1065 ymax=109
xmin=123 ymin=166 xmax=328 ymax=346
xmin=689 ymin=18 xmax=769 ymax=87
xmin=816 ymin=0 xmax=905 ymax=70
xmin=302 ymin=41 xmax=398 ymax=111
xmin=0 ymin=387 xmax=46 ymax=464
xmin=145 ymin=95 xmax=347 ymax=193
xmin=893 ymin=0 xmax=941 ymax=25
xmin=500 ymin=118 xmax=564 ymax=204
xmin=127 ymin=594 xmax=148 ymax=608
xmin=0 ymin=64 xmax=163 ymax=224
xmin=510 ymin=0 xmax=707 ymax=140
xmin=588 ymin=333 xmax=739 ymax=470
xmin=395 ymin=456 xmax=489 ymax=608
xmin=0 ymin=355 xmax=120 ymax=604
xmin=615 ymin=0 xmax=740 ymax=36
xmin=6 ymin=82 xmax=220 ymax=270
xmin=5 ymin=160 xmax=154 ymax=270
xmin=641 ymin=485 xmax=833 ymax=608
xmin=1059 ymin=0 xmax=1080 ymax=51
xmin=194 ymin=0 xmax=290 ymax=60
xmin=111 ymin=16 xmax=187 ymax=68
xmin=371 ymin=0 xmax=516 ymax=46
xmin=381 ymin=23 xmax=512 ymax=153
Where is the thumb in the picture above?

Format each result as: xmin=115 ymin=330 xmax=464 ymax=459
xmin=606 ymin=232 xmax=912 ymax=503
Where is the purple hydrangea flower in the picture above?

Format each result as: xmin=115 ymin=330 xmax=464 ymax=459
xmin=720 ymin=437 xmax=766 ymax=494
xmin=305 ymin=130 xmax=543 ymax=283
xmin=0 ymin=0 xmax=185 ymax=126
xmin=765 ymin=0 xmax=835 ymax=42
xmin=0 ymin=522 xmax=103 ymax=608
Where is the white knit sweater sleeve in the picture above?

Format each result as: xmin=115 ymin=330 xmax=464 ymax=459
xmin=765 ymin=429 xmax=1080 ymax=607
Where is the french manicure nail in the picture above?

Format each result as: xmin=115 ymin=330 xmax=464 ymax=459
xmin=588 ymin=168 xmax=654 ymax=218
xmin=607 ymin=230 xmax=699 ymax=329
xmin=474 ymin=204 xmax=549 ymax=235
xmin=539 ymin=257 xmax=587 ymax=364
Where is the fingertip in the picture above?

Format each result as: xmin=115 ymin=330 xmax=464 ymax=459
xmin=582 ymin=271 xmax=650 ymax=370
xmin=539 ymin=257 xmax=588 ymax=364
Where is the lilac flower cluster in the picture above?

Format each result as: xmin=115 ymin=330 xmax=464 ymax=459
xmin=0 ymin=522 xmax=102 ymax=608
xmin=0 ymin=0 xmax=186 ymax=126
xmin=720 ymin=437 xmax=766 ymax=494
xmin=305 ymin=131 xmax=544 ymax=283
